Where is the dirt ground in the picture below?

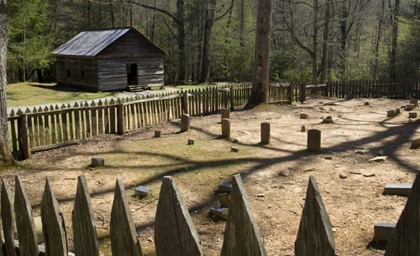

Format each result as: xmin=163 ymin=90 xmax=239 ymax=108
xmin=4 ymin=97 xmax=420 ymax=255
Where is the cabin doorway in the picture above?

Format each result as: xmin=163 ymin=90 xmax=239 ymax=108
xmin=127 ymin=63 xmax=138 ymax=85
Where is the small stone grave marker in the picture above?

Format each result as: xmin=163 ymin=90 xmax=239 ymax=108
xmin=221 ymin=108 xmax=230 ymax=122
xmin=301 ymin=126 xmax=306 ymax=132
xmin=307 ymin=129 xmax=321 ymax=150
xmin=260 ymin=122 xmax=270 ymax=144
xmin=383 ymin=183 xmax=412 ymax=197
xmin=322 ymin=116 xmax=333 ymax=123
xmin=188 ymin=138 xmax=195 ymax=145
xmin=210 ymin=206 xmax=228 ymax=220
xmin=406 ymin=104 xmax=415 ymax=111
xmin=231 ymin=146 xmax=239 ymax=152
xmin=180 ymin=114 xmax=190 ymax=132
xmin=154 ymin=130 xmax=162 ymax=138
xmin=135 ymin=186 xmax=151 ymax=198
xmin=410 ymin=138 xmax=420 ymax=149
xmin=364 ymin=102 xmax=370 ymax=106
xmin=300 ymin=113 xmax=308 ymax=119
xmin=410 ymin=99 xmax=419 ymax=107
xmin=387 ymin=110 xmax=395 ymax=117
xmin=395 ymin=108 xmax=400 ymax=114
xmin=219 ymin=193 xmax=230 ymax=207
xmin=222 ymin=118 xmax=231 ymax=138
xmin=91 ymin=157 xmax=104 ymax=167
xmin=218 ymin=182 xmax=232 ymax=193
xmin=409 ymin=112 xmax=417 ymax=118
xmin=374 ymin=222 xmax=396 ymax=242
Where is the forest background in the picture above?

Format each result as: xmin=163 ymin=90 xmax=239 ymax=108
xmin=6 ymin=0 xmax=420 ymax=85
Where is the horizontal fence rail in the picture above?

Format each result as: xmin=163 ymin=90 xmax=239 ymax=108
xmin=7 ymin=80 xmax=420 ymax=159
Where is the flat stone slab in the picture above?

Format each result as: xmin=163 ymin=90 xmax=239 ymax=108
xmin=383 ymin=183 xmax=412 ymax=197
xmin=374 ymin=222 xmax=396 ymax=242
xmin=135 ymin=186 xmax=151 ymax=198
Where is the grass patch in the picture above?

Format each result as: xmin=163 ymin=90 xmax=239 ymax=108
xmin=7 ymin=82 xmax=117 ymax=107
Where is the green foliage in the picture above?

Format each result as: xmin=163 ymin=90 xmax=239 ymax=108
xmin=269 ymin=51 xmax=298 ymax=81
xmin=7 ymin=0 xmax=54 ymax=82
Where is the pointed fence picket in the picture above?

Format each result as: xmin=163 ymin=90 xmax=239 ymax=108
xmin=1 ymin=173 xmax=419 ymax=255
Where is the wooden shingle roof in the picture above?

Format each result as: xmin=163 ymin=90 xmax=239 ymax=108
xmin=52 ymin=27 xmax=166 ymax=57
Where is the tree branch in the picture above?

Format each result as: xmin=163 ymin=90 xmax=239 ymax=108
xmin=124 ymin=0 xmax=181 ymax=26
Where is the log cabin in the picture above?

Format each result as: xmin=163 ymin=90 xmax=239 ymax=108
xmin=52 ymin=27 xmax=166 ymax=91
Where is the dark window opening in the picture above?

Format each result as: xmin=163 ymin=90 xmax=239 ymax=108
xmin=127 ymin=64 xmax=138 ymax=85
xmin=67 ymin=69 xmax=70 ymax=78
xmin=81 ymin=71 xmax=85 ymax=80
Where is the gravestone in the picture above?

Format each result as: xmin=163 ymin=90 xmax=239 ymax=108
xmin=383 ymin=183 xmax=412 ymax=197
xmin=188 ymin=138 xmax=195 ymax=145
xmin=374 ymin=223 xmax=396 ymax=242
xmin=395 ymin=108 xmax=400 ymax=114
xmin=301 ymin=126 xmax=306 ymax=132
xmin=387 ymin=110 xmax=395 ymax=117
xmin=409 ymin=112 xmax=417 ymax=118
xmin=300 ymin=113 xmax=308 ymax=119
xmin=91 ymin=158 xmax=104 ymax=167
xmin=406 ymin=104 xmax=415 ymax=111
xmin=222 ymin=118 xmax=231 ymax=138
xmin=135 ymin=186 xmax=151 ymax=198
xmin=322 ymin=116 xmax=333 ymax=123
xmin=231 ymin=146 xmax=239 ymax=152
xmin=410 ymin=138 xmax=420 ymax=149
xmin=154 ymin=131 xmax=162 ymax=138
xmin=181 ymin=114 xmax=190 ymax=132
xmin=410 ymin=99 xmax=419 ymax=107
xmin=261 ymin=123 xmax=270 ymax=144
xmin=221 ymin=108 xmax=230 ymax=122
xmin=307 ymin=129 xmax=321 ymax=150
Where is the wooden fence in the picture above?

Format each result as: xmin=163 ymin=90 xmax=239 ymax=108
xmin=0 ymin=174 xmax=336 ymax=256
xmin=7 ymin=80 xmax=420 ymax=160
xmin=2 ymin=172 xmax=417 ymax=255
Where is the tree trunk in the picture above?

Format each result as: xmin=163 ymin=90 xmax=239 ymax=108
xmin=390 ymin=0 xmax=399 ymax=81
xmin=0 ymin=0 xmax=15 ymax=164
xmin=339 ymin=4 xmax=348 ymax=79
xmin=372 ymin=0 xmax=385 ymax=80
xmin=245 ymin=0 xmax=272 ymax=109
xmin=176 ymin=0 xmax=186 ymax=84
xmin=311 ymin=0 xmax=319 ymax=85
xmin=320 ymin=0 xmax=330 ymax=83
xmin=199 ymin=0 xmax=216 ymax=83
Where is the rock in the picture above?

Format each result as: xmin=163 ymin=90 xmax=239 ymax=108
xmin=231 ymin=146 xmax=239 ymax=152
xmin=300 ymin=113 xmax=309 ymax=119
xmin=91 ymin=157 xmax=104 ymax=167
xmin=257 ymin=193 xmax=265 ymax=197
xmin=278 ymin=169 xmax=290 ymax=177
xmin=369 ymin=156 xmax=387 ymax=162
xmin=350 ymin=171 xmax=362 ymax=175
xmin=363 ymin=173 xmax=376 ymax=177
xmin=304 ymin=168 xmax=316 ymax=172
xmin=355 ymin=149 xmax=369 ymax=154
xmin=322 ymin=116 xmax=333 ymax=123
xmin=147 ymin=237 xmax=154 ymax=243
xmin=339 ymin=174 xmax=348 ymax=179
xmin=324 ymin=156 xmax=332 ymax=160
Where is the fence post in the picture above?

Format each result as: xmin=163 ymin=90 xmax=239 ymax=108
xmin=18 ymin=114 xmax=31 ymax=160
xmin=182 ymin=92 xmax=189 ymax=115
xmin=117 ymin=104 xmax=124 ymax=135
xmin=223 ymin=89 xmax=228 ymax=108
xmin=288 ymin=83 xmax=293 ymax=104
xmin=229 ymin=86 xmax=234 ymax=111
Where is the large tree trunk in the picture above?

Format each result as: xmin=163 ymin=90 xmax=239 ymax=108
xmin=199 ymin=0 xmax=216 ymax=83
xmin=311 ymin=0 xmax=319 ymax=85
xmin=0 ymin=0 xmax=15 ymax=164
xmin=339 ymin=4 xmax=348 ymax=79
xmin=245 ymin=0 xmax=272 ymax=109
xmin=372 ymin=0 xmax=385 ymax=80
